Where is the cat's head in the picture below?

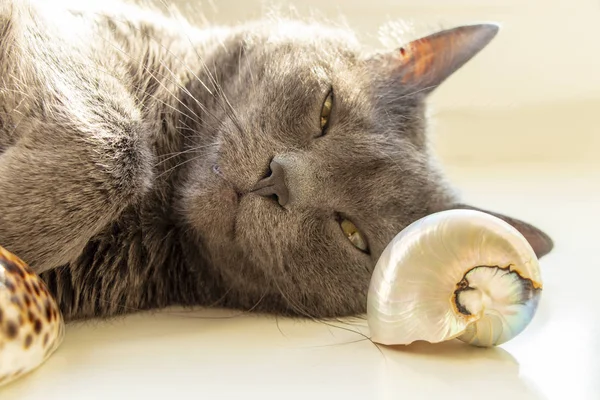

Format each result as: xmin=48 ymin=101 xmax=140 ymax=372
xmin=178 ymin=20 xmax=553 ymax=317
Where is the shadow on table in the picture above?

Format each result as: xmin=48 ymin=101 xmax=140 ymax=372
xmin=377 ymin=339 xmax=547 ymax=400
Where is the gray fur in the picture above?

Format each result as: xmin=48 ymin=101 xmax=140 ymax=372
xmin=0 ymin=0 xmax=553 ymax=321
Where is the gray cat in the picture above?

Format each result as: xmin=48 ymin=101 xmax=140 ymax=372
xmin=0 ymin=0 xmax=553 ymax=322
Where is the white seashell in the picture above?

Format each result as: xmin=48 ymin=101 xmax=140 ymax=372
xmin=367 ymin=209 xmax=542 ymax=348
xmin=0 ymin=245 xmax=65 ymax=387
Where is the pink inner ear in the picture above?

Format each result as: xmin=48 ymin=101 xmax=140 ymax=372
xmin=396 ymin=39 xmax=438 ymax=85
xmin=391 ymin=24 xmax=499 ymax=92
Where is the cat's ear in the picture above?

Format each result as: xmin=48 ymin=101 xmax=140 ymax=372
xmin=449 ymin=204 xmax=554 ymax=259
xmin=368 ymin=24 xmax=499 ymax=95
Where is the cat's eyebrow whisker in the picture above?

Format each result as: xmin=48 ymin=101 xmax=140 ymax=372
xmin=144 ymin=89 xmax=204 ymax=129
xmin=92 ymin=34 xmax=209 ymax=129
xmin=176 ymin=117 xmax=219 ymax=136
xmin=97 ymin=7 xmax=245 ymax=138
xmin=136 ymin=101 xmax=210 ymax=144
xmin=137 ymin=87 xmax=222 ymax=141
xmin=89 ymin=11 xmax=214 ymax=97
xmin=0 ymin=93 xmax=29 ymax=140
xmin=91 ymin=12 xmax=240 ymax=138
xmin=154 ymin=152 xmax=207 ymax=179
xmin=153 ymin=144 xmax=217 ymax=167
xmin=69 ymin=60 xmax=212 ymax=138
xmin=0 ymin=77 xmax=33 ymax=110
xmin=176 ymin=126 xmax=221 ymax=141
xmin=85 ymin=31 xmax=224 ymax=134
xmin=174 ymin=107 xmax=221 ymax=139
xmin=143 ymin=0 xmax=221 ymax=95
xmin=242 ymin=46 xmax=257 ymax=89
xmin=1 ymin=70 xmax=29 ymax=94
xmin=177 ymin=118 xmax=225 ymax=144
xmin=0 ymin=86 xmax=32 ymax=99
xmin=157 ymin=144 xmax=215 ymax=159
xmin=175 ymin=125 xmax=206 ymax=135
xmin=158 ymin=60 xmax=215 ymax=116
xmin=154 ymin=57 xmax=224 ymax=123
xmin=207 ymin=59 xmax=245 ymax=135
xmin=190 ymin=51 xmax=245 ymax=137
xmin=237 ymin=44 xmax=244 ymax=87
xmin=0 ymin=92 xmax=30 ymax=137
xmin=149 ymin=0 xmax=246 ymax=136
xmin=6 ymin=116 xmax=24 ymax=138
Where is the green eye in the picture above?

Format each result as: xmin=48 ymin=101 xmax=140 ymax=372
xmin=319 ymin=90 xmax=333 ymax=132
xmin=340 ymin=219 xmax=369 ymax=253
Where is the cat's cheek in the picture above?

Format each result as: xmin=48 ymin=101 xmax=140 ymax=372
xmin=181 ymin=181 xmax=240 ymax=242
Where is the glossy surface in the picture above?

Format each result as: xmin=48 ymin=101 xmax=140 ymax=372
xmin=0 ymin=247 xmax=64 ymax=387
xmin=0 ymin=163 xmax=598 ymax=400
xmin=367 ymin=209 xmax=541 ymax=347
xmin=1 ymin=0 xmax=598 ymax=397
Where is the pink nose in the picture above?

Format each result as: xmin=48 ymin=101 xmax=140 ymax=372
xmin=250 ymin=159 xmax=289 ymax=207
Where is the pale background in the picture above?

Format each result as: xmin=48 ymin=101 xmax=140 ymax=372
xmin=177 ymin=0 xmax=600 ymax=165
xmin=3 ymin=1 xmax=599 ymax=399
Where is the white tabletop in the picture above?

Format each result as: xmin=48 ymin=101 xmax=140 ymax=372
xmin=2 ymin=162 xmax=598 ymax=400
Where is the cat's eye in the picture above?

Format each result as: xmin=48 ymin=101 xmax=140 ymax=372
xmin=340 ymin=218 xmax=369 ymax=253
xmin=319 ymin=90 xmax=333 ymax=134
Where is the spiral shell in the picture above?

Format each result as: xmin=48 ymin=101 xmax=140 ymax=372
xmin=0 ymin=246 xmax=64 ymax=386
xmin=367 ymin=209 xmax=542 ymax=348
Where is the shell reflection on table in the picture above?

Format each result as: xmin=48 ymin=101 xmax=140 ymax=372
xmin=0 ymin=164 xmax=598 ymax=400
xmin=1 ymin=0 xmax=599 ymax=395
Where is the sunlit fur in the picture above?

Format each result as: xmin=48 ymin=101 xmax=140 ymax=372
xmin=0 ymin=0 xmax=553 ymax=321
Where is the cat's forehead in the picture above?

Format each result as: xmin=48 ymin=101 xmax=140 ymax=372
xmin=237 ymin=21 xmax=362 ymax=76
xmin=243 ymin=19 xmax=361 ymax=49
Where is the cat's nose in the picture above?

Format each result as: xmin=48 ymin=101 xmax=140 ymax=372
xmin=251 ymin=159 xmax=290 ymax=207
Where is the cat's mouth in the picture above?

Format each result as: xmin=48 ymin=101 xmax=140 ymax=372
xmin=211 ymin=163 xmax=244 ymax=239
xmin=210 ymin=163 xmax=283 ymax=243
xmin=212 ymin=164 xmax=243 ymax=199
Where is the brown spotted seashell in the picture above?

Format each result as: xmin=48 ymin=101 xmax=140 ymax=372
xmin=0 ymin=245 xmax=64 ymax=387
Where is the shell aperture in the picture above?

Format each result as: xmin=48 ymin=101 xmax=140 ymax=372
xmin=367 ymin=209 xmax=543 ymax=348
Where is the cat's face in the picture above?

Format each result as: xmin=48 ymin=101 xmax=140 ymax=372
xmin=179 ymin=21 xmax=553 ymax=317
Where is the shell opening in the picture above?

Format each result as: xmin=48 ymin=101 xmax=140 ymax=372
xmin=454 ymin=265 xmax=542 ymax=347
